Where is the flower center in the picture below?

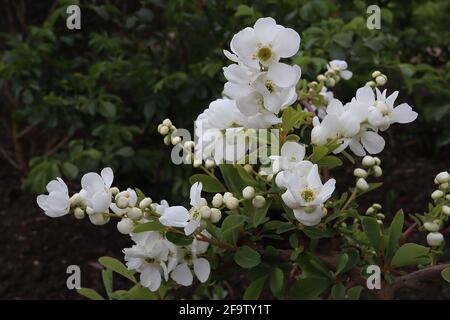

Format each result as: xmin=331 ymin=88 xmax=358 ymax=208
xmin=265 ymin=79 xmax=275 ymax=94
xmin=300 ymin=189 xmax=315 ymax=202
xmin=144 ymin=257 xmax=155 ymax=264
xmin=257 ymin=47 xmax=272 ymax=62
xmin=375 ymin=101 xmax=389 ymax=116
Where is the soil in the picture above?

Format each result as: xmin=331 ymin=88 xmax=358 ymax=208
xmin=0 ymin=127 xmax=449 ymax=299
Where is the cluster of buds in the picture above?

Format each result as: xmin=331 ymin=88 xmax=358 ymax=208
xmin=353 ymin=156 xmax=382 ymax=191
xmin=366 ymin=70 xmax=388 ymax=88
xmin=365 ymin=203 xmax=384 ymax=225
xmin=242 ymin=186 xmax=266 ymax=208
xmin=158 ymin=118 xmax=179 ymax=146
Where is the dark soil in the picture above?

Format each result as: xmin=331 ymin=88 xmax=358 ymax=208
xmin=0 ymin=129 xmax=449 ymax=299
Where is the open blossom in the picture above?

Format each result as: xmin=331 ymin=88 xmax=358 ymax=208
xmin=281 ymin=162 xmax=335 ymax=226
xmin=37 ymin=178 xmax=70 ymax=217
xmin=226 ymin=17 xmax=300 ymax=69
xmin=311 ymin=87 xmax=334 ymax=119
xmin=123 ymin=231 xmax=177 ymax=292
xmin=327 ymin=60 xmax=353 ymax=80
xmin=80 ymin=167 xmax=114 ymax=213
xmin=110 ymin=188 xmax=138 ymax=215
xmin=271 ymin=141 xmax=306 ymax=188
xmin=171 ymin=234 xmax=211 ymax=286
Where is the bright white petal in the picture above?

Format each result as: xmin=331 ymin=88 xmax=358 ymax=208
xmin=254 ymin=17 xmax=277 ymax=43
xmin=91 ymin=191 xmax=111 ymax=212
xmin=193 ymin=258 xmax=210 ymax=283
xmin=267 ymin=62 xmax=300 ymax=88
xmin=273 ymin=27 xmax=300 ymax=58
xmin=37 ymin=195 xmax=49 ymax=211
xmin=81 ymin=172 xmax=104 ymax=194
xmin=159 ymin=206 xmax=190 ymax=227
xmin=101 ymin=167 xmax=114 ymax=188
xmin=391 ymin=103 xmax=418 ymax=124
xmin=361 ymin=131 xmax=385 ymax=154
xmin=171 ymin=263 xmax=193 ymax=286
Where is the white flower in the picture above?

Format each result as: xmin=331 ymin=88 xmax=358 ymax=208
xmin=80 ymin=167 xmax=114 ymax=213
xmin=123 ymin=231 xmax=177 ymax=292
xmin=110 ymin=188 xmax=138 ymax=215
xmin=226 ymin=17 xmax=300 ymax=69
xmin=426 ymin=232 xmax=444 ymax=247
xmin=327 ymin=60 xmax=353 ymax=80
xmin=281 ymin=162 xmax=335 ymax=226
xmin=37 ymin=178 xmax=70 ymax=217
xmin=270 ymin=141 xmax=306 ymax=188
xmin=171 ymin=234 xmax=211 ymax=286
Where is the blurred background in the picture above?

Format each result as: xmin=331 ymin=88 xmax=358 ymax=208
xmin=0 ymin=0 xmax=449 ymax=299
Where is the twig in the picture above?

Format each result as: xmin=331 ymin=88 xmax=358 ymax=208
xmin=399 ymin=222 xmax=418 ymax=244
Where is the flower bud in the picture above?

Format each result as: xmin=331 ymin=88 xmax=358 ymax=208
xmin=356 ymin=178 xmax=369 ymax=191
xmin=244 ymin=164 xmax=253 ymax=174
xmin=198 ymin=198 xmax=208 ymax=208
xmin=266 ymin=174 xmax=273 ymax=182
xmin=365 ymin=81 xmax=376 ymax=87
xmin=372 ymin=71 xmax=382 ymax=78
xmin=212 ymin=193 xmax=223 ymax=208
xmin=372 ymin=203 xmax=382 ymax=210
xmin=353 ymin=168 xmax=368 ymax=178
xmin=89 ymin=212 xmax=110 ymax=225
xmin=424 ymin=222 xmax=439 ymax=232
xmin=109 ymin=187 xmax=119 ymax=196
xmin=321 ymin=207 xmax=328 ymax=217
xmin=69 ymin=193 xmax=83 ymax=207
xmin=205 ymin=159 xmax=215 ymax=169
xmin=376 ymin=213 xmax=385 ymax=220
xmin=439 ymin=182 xmax=449 ymax=190
xmin=436 ymin=171 xmax=450 ymax=184
xmin=431 ymin=190 xmax=444 ymax=200
xmin=446 ymin=195 xmax=450 ymax=201
xmin=317 ymin=74 xmax=327 ymax=82
xmin=426 ymin=232 xmax=444 ymax=247
xmin=86 ymin=207 xmax=95 ymax=215
xmin=375 ymin=75 xmax=387 ymax=86
xmin=242 ymin=186 xmax=255 ymax=200
xmin=362 ymin=156 xmax=376 ymax=167
xmin=225 ymin=197 xmax=239 ymax=210
xmin=193 ymin=159 xmax=202 ymax=168
xmin=199 ymin=206 xmax=211 ymax=219
xmin=377 ymin=220 xmax=383 ymax=225
xmin=171 ymin=136 xmax=181 ymax=145
xmin=373 ymin=157 xmax=381 ymax=165
xmin=210 ymin=208 xmax=222 ymax=223
xmin=223 ymin=192 xmax=233 ymax=203
xmin=170 ymin=125 xmax=176 ymax=131
xmin=326 ymin=78 xmax=336 ymax=87
xmin=159 ymin=125 xmax=169 ymax=135
xmin=366 ymin=207 xmax=375 ymax=215
xmin=163 ymin=135 xmax=171 ymax=145
xmin=116 ymin=196 xmax=129 ymax=209
xmin=184 ymin=141 xmax=194 ymax=149
xmin=162 ymin=119 xmax=172 ymax=127
xmin=442 ymin=205 xmax=450 ymax=216
xmin=373 ymin=165 xmax=382 ymax=177
xmin=139 ymin=197 xmax=153 ymax=209
xmin=252 ymin=195 xmax=266 ymax=208
xmin=74 ymin=207 xmax=85 ymax=219
xmin=128 ymin=207 xmax=143 ymax=220
xmin=117 ymin=218 xmax=134 ymax=235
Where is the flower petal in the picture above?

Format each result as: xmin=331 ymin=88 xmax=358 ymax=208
xmin=361 ymin=131 xmax=385 ymax=154
xmin=193 ymin=258 xmax=210 ymax=283
xmin=272 ymin=27 xmax=300 ymax=58
xmin=81 ymin=172 xmax=104 ymax=194
xmin=254 ymin=17 xmax=277 ymax=43
xmin=101 ymin=167 xmax=114 ymax=188
xmin=267 ymin=62 xmax=300 ymax=88
xmin=159 ymin=206 xmax=189 ymax=228
xmin=171 ymin=263 xmax=193 ymax=286
xmin=391 ymin=103 xmax=418 ymax=124
xmin=140 ymin=265 xmax=161 ymax=292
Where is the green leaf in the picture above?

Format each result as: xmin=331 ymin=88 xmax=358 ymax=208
xmin=334 ymin=253 xmax=349 ymax=276
xmin=391 ymin=243 xmax=430 ymax=268
xmin=128 ymin=284 xmax=158 ymax=300
xmin=98 ymin=256 xmax=137 ymax=283
xmin=303 ymin=226 xmax=334 ymax=239
xmin=316 ymin=155 xmax=343 ymax=168
xmin=441 ymin=267 xmax=450 ymax=283
xmin=386 ymin=210 xmax=404 ymax=261
xmin=243 ymin=276 xmax=266 ymax=300
xmin=282 ymin=107 xmax=310 ymax=133
xmin=236 ymin=165 xmax=258 ymax=187
xmin=61 ymin=162 xmax=79 ymax=179
xmin=102 ymin=269 xmax=113 ymax=299
xmin=251 ymin=199 xmax=272 ymax=227
xmin=362 ymin=216 xmax=381 ymax=251
xmin=289 ymin=276 xmax=331 ymax=299
xmin=331 ymin=283 xmax=346 ymax=300
xmin=346 ymin=285 xmax=364 ymax=300
xmin=133 ymin=220 xmax=166 ymax=233
xmin=77 ymin=288 xmax=105 ymax=300
xmin=99 ymin=101 xmax=116 ymax=118
xmin=221 ymin=215 xmax=245 ymax=245
xmin=166 ymin=231 xmax=193 ymax=246
xmin=309 ymin=145 xmax=329 ymax=163
xmin=234 ymin=246 xmax=261 ymax=269
xmin=189 ymin=174 xmax=226 ymax=193
xmin=269 ymin=268 xmax=284 ymax=296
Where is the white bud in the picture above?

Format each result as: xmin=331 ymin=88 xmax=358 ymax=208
xmin=446 ymin=195 xmax=450 ymax=201
xmin=436 ymin=171 xmax=450 ymax=184
xmin=252 ymin=195 xmax=266 ymax=208
xmin=439 ymin=182 xmax=449 ymax=190
xmin=244 ymin=164 xmax=253 ymax=174
xmin=89 ymin=212 xmax=110 ymax=225
xmin=356 ymin=178 xmax=369 ymax=191
xmin=205 ymin=159 xmax=215 ymax=169
xmin=171 ymin=136 xmax=181 ymax=145
xmin=69 ymin=193 xmax=83 ymax=207
xmin=372 ymin=203 xmax=382 ymax=210
xmin=225 ymin=197 xmax=239 ymax=210
xmin=317 ymin=74 xmax=327 ymax=82
xmin=376 ymin=213 xmax=385 ymax=220
xmin=198 ymin=198 xmax=208 ymax=208
xmin=139 ymin=197 xmax=153 ymax=209
xmin=266 ymin=174 xmax=273 ymax=182
xmin=162 ymin=119 xmax=172 ymax=127
xmin=212 ymin=193 xmax=223 ymax=208
xmin=210 ymin=208 xmax=222 ymax=223
xmin=377 ymin=220 xmax=383 ymax=225
xmin=372 ymin=71 xmax=382 ymax=78
xmin=116 ymin=196 xmax=129 ymax=209
xmin=326 ymin=78 xmax=336 ymax=87
xmin=431 ymin=190 xmax=444 ymax=200
xmin=200 ymin=206 xmax=211 ymax=219
xmin=321 ymin=207 xmax=328 ymax=217
xmin=365 ymin=81 xmax=376 ymax=87
xmin=109 ymin=187 xmax=120 ymax=196
xmin=127 ymin=207 xmax=143 ymax=221
xmin=74 ymin=207 xmax=85 ymax=219
xmin=170 ymin=125 xmax=176 ymax=131
xmin=366 ymin=207 xmax=375 ymax=215
xmin=362 ymin=156 xmax=376 ymax=167
xmin=242 ymin=186 xmax=255 ymax=200
xmin=159 ymin=125 xmax=169 ymax=135
xmin=373 ymin=157 xmax=381 ymax=165
xmin=353 ymin=168 xmax=368 ymax=178
xmin=375 ymin=75 xmax=387 ymax=86
xmin=426 ymin=232 xmax=444 ymax=247
xmin=86 ymin=206 xmax=95 ymax=215
xmin=424 ymin=222 xmax=440 ymax=232
xmin=163 ymin=135 xmax=171 ymax=145
xmin=442 ymin=205 xmax=450 ymax=216
xmin=223 ymin=192 xmax=233 ymax=203
xmin=117 ymin=218 xmax=134 ymax=235
xmin=373 ymin=165 xmax=382 ymax=177
xmin=193 ymin=159 xmax=202 ymax=168
xmin=184 ymin=141 xmax=194 ymax=149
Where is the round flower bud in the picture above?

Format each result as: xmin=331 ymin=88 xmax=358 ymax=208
xmin=171 ymin=136 xmax=181 ymax=145
xmin=86 ymin=207 xmax=95 ymax=215
xmin=198 ymin=198 xmax=208 ymax=208
xmin=69 ymin=193 xmax=83 ymax=207
xmin=116 ymin=196 xmax=129 ymax=209
xmin=162 ymin=119 xmax=172 ymax=127
xmin=373 ymin=165 xmax=382 ymax=177
xmin=139 ymin=197 xmax=153 ymax=210
xmin=193 ymin=159 xmax=202 ymax=168
xmin=205 ymin=159 xmax=215 ymax=169
xmin=184 ymin=141 xmax=194 ymax=149
xmin=446 ymin=195 xmax=450 ymax=201
xmin=356 ymin=178 xmax=369 ymax=191
xmin=377 ymin=220 xmax=383 ymax=225
xmin=223 ymin=192 xmax=233 ymax=203
xmin=212 ymin=193 xmax=223 ymax=208
xmin=266 ymin=174 xmax=273 ymax=182
xmin=170 ymin=125 xmax=176 ymax=131
xmin=321 ymin=207 xmax=328 ymax=217
xmin=431 ymin=190 xmax=444 ymax=200
xmin=109 ymin=187 xmax=120 ymax=196
xmin=372 ymin=71 xmax=382 ymax=78
xmin=372 ymin=203 xmax=382 ymax=210
xmin=439 ymin=182 xmax=449 ymax=190
xmin=375 ymin=75 xmax=387 ymax=86
xmin=244 ymin=164 xmax=253 ymax=174
xmin=159 ymin=125 xmax=169 ymax=135
xmin=436 ymin=171 xmax=450 ymax=184
xmin=442 ymin=205 xmax=450 ymax=216
xmin=362 ymin=156 xmax=376 ymax=167
xmin=89 ymin=212 xmax=110 ymax=225
xmin=117 ymin=218 xmax=134 ymax=235
xmin=366 ymin=207 xmax=375 ymax=215
xmin=424 ymin=222 xmax=439 ymax=232
xmin=210 ymin=208 xmax=222 ymax=223
xmin=127 ymin=207 xmax=143 ymax=221
xmin=373 ymin=157 xmax=381 ymax=165
xmin=163 ymin=135 xmax=171 ymax=146
xmin=199 ymin=206 xmax=211 ymax=219
xmin=242 ymin=186 xmax=255 ymax=200
xmin=252 ymin=195 xmax=266 ymax=208
xmin=326 ymin=78 xmax=336 ymax=87
xmin=74 ymin=207 xmax=85 ymax=219
xmin=426 ymin=232 xmax=444 ymax=247
xmin=225 ymin=197 xmax=239 ymax=210
xmin=317 ymin=74 xmax=327 ymax=82
xmin=353 ymin=168 xmax=368 ymax=178
xmin=365 ymin=81 xmax=376 ymax=87
xmin=376 ymin=213 xmax=385 ymax=220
